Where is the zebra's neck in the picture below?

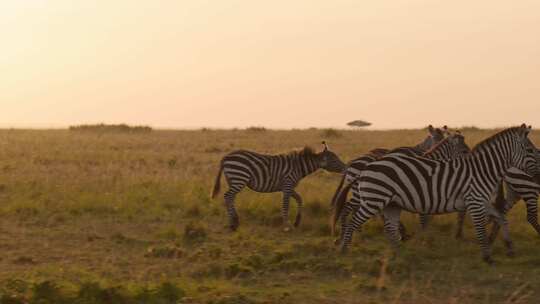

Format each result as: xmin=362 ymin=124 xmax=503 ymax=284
xmin=425 ymin=142 xmax=451 ymax=160
xmin=294 ymin=153 xmax=320 ymax=178
xmin=414 ymin=137 xmax=432 ymax=152
xmin=469 ymin=147 xmax=511 ymax=192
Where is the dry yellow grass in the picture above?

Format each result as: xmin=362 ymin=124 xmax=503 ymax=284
xmin=0 ymin=127 xmax=539 ymax=303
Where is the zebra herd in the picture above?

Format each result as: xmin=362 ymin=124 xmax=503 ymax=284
xmin=211 ymin=124 xmax=540 ymax=263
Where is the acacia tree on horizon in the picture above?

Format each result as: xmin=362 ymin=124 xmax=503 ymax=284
xmin=346 ymin=120 xmax=371 ymax=128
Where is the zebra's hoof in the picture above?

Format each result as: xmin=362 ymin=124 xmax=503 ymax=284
xmin=293 ymin=214 xmax=302 ymax=227
xmin=229 ymin=218 xmax=239 ymax=232
xmin=400 ymin=233 xmax=411 ymax=242
xmin=483 ymin=256 xmax=495 ymax=265
xmin=455 ymin=233 xmax=463 ymax=240
xmin=339 ymin=245 xmax=349 ymax=255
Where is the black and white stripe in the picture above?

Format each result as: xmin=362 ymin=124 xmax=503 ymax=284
xmin=331 ymin=127 xmax=447 ymax=233
xmin=335 ymin=125 xmax=537 ymax=263
xmin=211 ymin=142 xmax=345 ymax=231
xmin=454 ymin=148 xmax=540 ymax=251
xmin=337 ymin=126 xmax=446 ymax=190
xmin=332 ymin=130 xmax=468 ymax=241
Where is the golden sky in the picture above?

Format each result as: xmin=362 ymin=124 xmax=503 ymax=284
xmin=2 ymin=1 xmax=539 ymax=129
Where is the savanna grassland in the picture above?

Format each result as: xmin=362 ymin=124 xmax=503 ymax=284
xmin=0 ymin=127 xmax=539 ymax=304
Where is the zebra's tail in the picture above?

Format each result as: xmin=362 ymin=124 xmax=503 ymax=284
xmin=331 ymin=179 xmax=355 ymax=236
xmin=211 ymin=161 xmax=224 ymax=199
xmin=330 ymin=172 xmax=347 ymax=207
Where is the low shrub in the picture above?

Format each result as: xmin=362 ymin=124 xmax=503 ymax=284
xmin=69 ymin=123 xmax=152 ymax=133
xmin=183 ymin=222 xmax=208 ymax=245
xmin=245 ymin=126 xmax=267 ymax=132
xmin=320 ymin=128 xmax=342 ymax=138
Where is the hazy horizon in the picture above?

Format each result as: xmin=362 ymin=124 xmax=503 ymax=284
xmin=2 ymin=1 xmax=540 ymax=129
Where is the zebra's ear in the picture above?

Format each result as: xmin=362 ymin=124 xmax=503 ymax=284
xmin=427 ymin=125 xmax=436 ymax=137
xmin=442 ymin=125 xmax=451 ymax=136
xmin=322 ymin=141 xmax=329 ymax=151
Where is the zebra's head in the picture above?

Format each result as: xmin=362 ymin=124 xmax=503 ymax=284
xmin=318 ymin=141 xmax=346 ymax=173
xmin=448 ymin=131 xmax=471 ymax=155
xmin=511 ymin=124 xmax=539 ymax=177
xmin=416 ymin=125 xmax=447 ymax=151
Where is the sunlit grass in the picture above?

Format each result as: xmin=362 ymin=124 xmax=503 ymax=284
xmin=0 ymin=128 xmax=538 ymax=303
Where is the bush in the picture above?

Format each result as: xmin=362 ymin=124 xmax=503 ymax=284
xmin=212 ymin=294 xmax=258 ymax=304
xmin=459 ymin=126 xmax=481 ymax=132
xmin=320 ymin=128 xmax=342 ymax=138
xmin=153 ymin=282 xmax=186 ymax=303
xmin=31 ymin=281 xmax=65 ymax=304
xmin=245 ymin=126 xmax=267 ymax=132
xmin=69 ymin=123 xmax=152 ymax=133
xmin=204 ymin=146 xmax=224 ymax=153
xmin=183 ymin=222 xmax=208 ymax=245
xmin=145 ymin=245 xmax=185 ymax=259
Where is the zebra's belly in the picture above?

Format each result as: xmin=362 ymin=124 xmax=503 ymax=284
xmin=247 ymin=182 xmax=282 ymax=193
xmin=398 ymin=196 xmax=466 ymax=214
xmin=446 ymin=197 xmax=466 ymax=213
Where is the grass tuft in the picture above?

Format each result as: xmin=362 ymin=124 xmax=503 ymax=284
xmin=183 ymin=222 xmax=208 ymax=245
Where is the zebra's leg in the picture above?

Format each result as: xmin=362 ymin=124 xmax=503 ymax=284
xmin=419 ymin=214 xmax=430 ymax=230
xmin=281 ymin=188 xmax=294 ymax=232
xmin=488 ymin=221 xmax=501 ymax=244
xmin=340 ymin=198 xmax=384 ymax=254
xmin=291 ymin=191 xmax=303 ymax=227
xmin=382 ymin=206 xmax=403 ymax=252
xmin=484 ymin=199 xmax=514 ymax=256
xmin=489 ymin=184 xmax=513 ymax=243
xmin=498 ymin=217 xmax=514 ymax=257
xmin=334 ymin=199 xmax=358 ymax=246
xmin=455 ymin=210 xmax=466 ymax=239
xmin=466 ymin=202 xmax=493 ymax=264
xmin=224 ymin=185 xmax=244 ymax=231
xmin=398 ymin=221 xmax=410 ymax=241
xmin=525 ymin=197 xmax=540 ymax=235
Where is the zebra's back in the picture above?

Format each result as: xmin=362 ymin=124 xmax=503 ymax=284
xmin=222 ymin=150 xmax=292 ymax=193
xmin=359 ymin=155 xmax=471 ymax=214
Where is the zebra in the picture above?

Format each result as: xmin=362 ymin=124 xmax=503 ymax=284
xmin=332 ymin=125 xmax=447 ymax=200
xmin=211 ymin=142 xmax=346 ymax=231
xmin=332 ymin=130 xmax=470 ymax=242
xmin=335 ymin=125 xmax=537 ymax=263
xmin=330 ymin=126 xmax=448 ymax=234
xmin=419 ymin=141 xmax=540 ymax=256
xmin=453 ymin=147 xmax=540 ymax=251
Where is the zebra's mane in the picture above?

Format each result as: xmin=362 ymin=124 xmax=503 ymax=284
xmin=423 ymin=136 xmax=453 ymax=156
xmin=369 ymin=148 xmax=389 ymax=156
xmin=471 ymin=127 xmax=525 ymax=153
xmin=296 ymin=146 xmax=317 ymax=157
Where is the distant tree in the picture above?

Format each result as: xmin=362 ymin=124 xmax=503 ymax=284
xmin=346 ymin=120 xmax=371 ymax=128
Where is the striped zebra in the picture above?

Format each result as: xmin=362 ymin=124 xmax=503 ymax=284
xmin=453 ymin=147 xmax=540 ymax=253
xmin=330 ymin=126 xmax=448 ymax=233
xmin=333 ymin=125 xmax=447 ymax=200
xmin=419 ymin=141 xmax=539 ymax=256
xmin=335 ymin=125 xmax=537 ymax=263
xmin=211 ymin=142 xmax=345 ymax=231
xmin=332 ymin=131 xmax=470 ymax=242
